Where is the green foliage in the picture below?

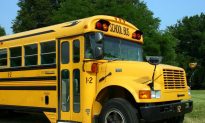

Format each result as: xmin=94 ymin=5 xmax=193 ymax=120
xmin=51 ymin=0 xmax=177 ymax=65
xmin=169 ymin=13 xmax=205 ymax=89
xmin=143 ymin=30 xmax=178 ymax=65
xmin=12 ymin=0 xmax=178 ymax=66
xmin=12 ymin=0 xmax=63 ymax=33
xmin=51 ymin=0 xmax=160 ymax=32
xmin=0 ymin=26 xmax=6 ymax=36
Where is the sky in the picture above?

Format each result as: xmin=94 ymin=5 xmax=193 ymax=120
xmin=0 ymin=0 xmax=19 ymax=35
xmin=0 ymin=0 xmax=205 ymax=35
xmin=143 ymin=0 xmax=205 ymax=30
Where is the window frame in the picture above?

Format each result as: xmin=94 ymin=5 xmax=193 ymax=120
xmin=24 ymin=43 xmax=38 ymax=66
xmin=0 ymin=48 xmax=8 ymax=67
xmin=61 ymin=69 xmax=70 ymax=112
xmin=9 ymin=46 xmax=22 ymax=67
xmin=73 ymin=69 xmax=80 ymax=113
xmin=61 ymin=41 xmax=69 ymax=64
xmin=40 ymin=40 xmax=56 ymax=65
xmin=73 ymin=39 xmax=80 ymax=63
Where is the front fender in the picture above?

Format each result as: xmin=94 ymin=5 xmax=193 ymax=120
xmin=96 ymin=78 xmax=150 ymax=104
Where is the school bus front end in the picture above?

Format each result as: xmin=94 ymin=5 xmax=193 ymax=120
xmin=93 ymin=61 xmax=193 ymax=122
xmin=82 ymin=16 xmax=193 ymax=123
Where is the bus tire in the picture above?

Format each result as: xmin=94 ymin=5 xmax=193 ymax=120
xmin=99 ymin=98 xmax=139 ymax=123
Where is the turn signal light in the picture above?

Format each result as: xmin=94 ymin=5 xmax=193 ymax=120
xmin=91 ymin=63 xmax=98 ymax=73
xmin=132 ymin=30 xmax=143 ymax=40
xmin=139 ymin=90 xmax=151 ymax=99
xmin=95 ymin=20 xmax=110 ymax=31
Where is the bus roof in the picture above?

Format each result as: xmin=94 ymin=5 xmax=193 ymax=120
xmin=0 ymin=15 xmax=142 ymax=43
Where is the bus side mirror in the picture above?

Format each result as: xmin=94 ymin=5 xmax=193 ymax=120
xmin=146 ymin=56 xmax=162 ymax=65
xmin=95 ymin=32 xmax=104 ymax=43
xmin=95 ymin=46 xmax=103 ymax=59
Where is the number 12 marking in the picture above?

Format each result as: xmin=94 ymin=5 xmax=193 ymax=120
xmin=86 ymin=77 xmax=93 ymax=84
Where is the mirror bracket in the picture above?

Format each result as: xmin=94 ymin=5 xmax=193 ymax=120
xmin=95 ymin=32 xmax=104 ymax=43
xmin=95 ymin=46 xmax=103 ymax=59
xmin=146 ymin=56 xmax=162 ymax=90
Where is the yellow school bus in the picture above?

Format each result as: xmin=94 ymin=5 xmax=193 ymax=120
xmin=0 ymin=15 xmax=192 ymax=123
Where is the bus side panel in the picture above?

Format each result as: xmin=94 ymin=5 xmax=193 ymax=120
xmin=0 ymin=90 xmax=57 ymax=110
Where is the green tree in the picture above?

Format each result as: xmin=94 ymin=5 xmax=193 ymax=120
xmin=0 ymin=26 xmax=6 ymax=36
xmin=51 ymin=0 xmax=160 ymax=33
xmin=169 ymin=13 xmax=205 ymax=89
xmin=52 ymin=0 xmax=177 ymax=64
xmin=12 ymin=0 xmax=178 ymax=66
xmin=12 ymin=0 xmax=63 ymax=33
xmin=143 ymin=30 xmax=178 ymax=65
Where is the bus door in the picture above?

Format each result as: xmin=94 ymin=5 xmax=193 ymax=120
xmin=60 ymin=36 xmax=83 ymax=122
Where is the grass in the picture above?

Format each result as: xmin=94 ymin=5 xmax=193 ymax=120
xmin=184 ymin=90 xmax=205 ymax=123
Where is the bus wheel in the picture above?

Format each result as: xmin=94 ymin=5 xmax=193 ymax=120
xmin=99 ymin=98 xmax=139 ymax=123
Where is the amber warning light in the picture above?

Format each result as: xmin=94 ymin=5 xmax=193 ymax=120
xmin=132 ymin=30 xmax=143 ymax=40
xmin=91 ymin=63 xmax=98 ymax=73
xmin=95 ymin=20 xmax=110 ymax=32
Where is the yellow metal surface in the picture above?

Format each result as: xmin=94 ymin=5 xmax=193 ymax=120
xmin=0 ymin=90 xmax=57 ymax=108
xmin=96 ymin=61 xmax=191 ymax=103
xmin=0 ymin=15 xmax=191 ymax=123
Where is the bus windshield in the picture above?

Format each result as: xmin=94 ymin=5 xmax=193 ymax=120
xmin=104 ymin=36 xmax=143 ymax=61
xmin=85 ymin=34 xmax=143 ymax=61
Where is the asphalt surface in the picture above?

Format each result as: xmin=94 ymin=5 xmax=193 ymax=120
xmin=0 ymin=111 xmax=50 ymax=123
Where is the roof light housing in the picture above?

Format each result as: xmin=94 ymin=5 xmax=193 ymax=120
xmin=132 ymin=30 xmax=143 ymax=40
xmin=95 ymin=20 xmax=110 ymax=32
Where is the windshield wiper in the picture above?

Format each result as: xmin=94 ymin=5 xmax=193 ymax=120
xmin=108 ymin=58 xmax=120 ymax=62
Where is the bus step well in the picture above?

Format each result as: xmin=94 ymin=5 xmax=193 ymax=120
xmin=44 ymin=112 xmax=57 ymax=123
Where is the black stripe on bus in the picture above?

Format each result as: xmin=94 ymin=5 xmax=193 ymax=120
xmin=0 ymin=30 xmax=55 ymax=42
xmin=0 ymin=86 xmax=56 ymax=90
xmin=0 ymin=76 xmax=56 ymax=82
xmin=0 ymin=105 xmax=56 ymax=112
xmin=0 ymin=64 xmax=56 ymax=72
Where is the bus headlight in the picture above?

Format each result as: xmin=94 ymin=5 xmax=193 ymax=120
xmin=151 ymin=90 xmax=161 ymax=99
xmin=139 ymin=90 xmax=161 ymax=99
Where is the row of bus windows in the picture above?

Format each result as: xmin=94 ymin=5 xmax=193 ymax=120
xmin=0 ymin=41 xmax=56 ymax=67
xmin=0 ymin=40 xmax=80 ymax=68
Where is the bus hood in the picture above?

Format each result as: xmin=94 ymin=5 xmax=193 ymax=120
xmin=98 ymin=61 xmax=184 ymax=85
xmin=97 ymin=61 xmax=190 ymax=102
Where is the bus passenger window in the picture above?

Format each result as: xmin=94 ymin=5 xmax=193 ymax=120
xmin=0 ymin=49 xmax=7 ymax=67
xmin=73 ymin=40 xmax=80 ymax=63
xmin=10 ymin=47 xmax=22 ymax=67
xmin=61 ymin=42 xmax=69 ymax=64
xmin=41 ymin=41 xmax=56 ymax=65
xmin=24 ymin=44 xmax=37 ymax=66
xmin=73 ymin=69 xmax=80 ymax=113
xmin=61 ymin=69 xmax=70 ymax=112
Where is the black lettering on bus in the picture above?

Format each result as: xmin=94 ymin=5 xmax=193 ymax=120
xmin=86 ymin=77 xmax=93 ymax=84
xmin=110 ymin=24 xmax=114 ymax=32
xmin=110 ymin=24 xmax=129 ymax=36
xmin=118 ymin=26 xmax=123 ymax=34
xmin=123 ymin=27 xmax=129 ymax=36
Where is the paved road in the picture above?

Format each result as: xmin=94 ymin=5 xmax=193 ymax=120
xmin=0 ymin=111 xmax=50 ymax=123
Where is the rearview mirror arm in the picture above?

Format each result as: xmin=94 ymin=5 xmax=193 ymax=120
xmin=149 ymin=64 xmax=157 ymax=90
